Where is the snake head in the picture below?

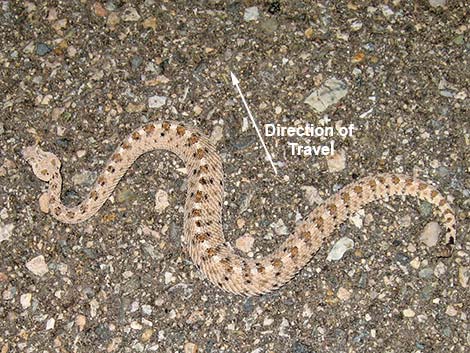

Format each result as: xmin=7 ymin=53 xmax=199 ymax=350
xmin=22 ymin=145 xmax=61 ymax=182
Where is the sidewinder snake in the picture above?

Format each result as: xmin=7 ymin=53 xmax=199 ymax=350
xmin=23 ymin=121 xmax=456 ymax=296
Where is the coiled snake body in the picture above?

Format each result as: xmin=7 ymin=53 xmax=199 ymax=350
xmin=23 ymin=121 xmax=456 ymax=296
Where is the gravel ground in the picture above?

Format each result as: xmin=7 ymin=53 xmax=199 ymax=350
xmin=1 ymin=1 xmax=469 ymax=352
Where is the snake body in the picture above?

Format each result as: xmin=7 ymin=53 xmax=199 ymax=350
xmin=23 ymin=121 xmax=456 ymax=296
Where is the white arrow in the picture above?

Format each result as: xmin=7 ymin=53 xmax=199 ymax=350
xmin=230 ymin=72 xmax=278 ymax=175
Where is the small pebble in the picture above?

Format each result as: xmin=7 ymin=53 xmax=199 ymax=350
xmin=25 ymin=255 xmax=49 ymax=277
xmin=349 ymin=210 xmax=365 ymax=229
xmin=301 ymin=186 xmax=323 ymax=206
xmin=304 ymin=78 xmax=348 ymax=113
xmin=434 ymin=262 xmax=447 ymax=278
xmin=0 ymin=272 xmax=8 ymax=282
xmin=419 ymin=222 xmax=441 ymax=247
xmin=210 ymin=125 xmax=224 ymax=143
xmin=72 ymin=171 xmax=95 ymax=187
xmin=154 ymin=190 xmax=170 ymax=213
xmin=20 ymin=293 xmax=32 ymax=309
xmin=122 ymin=6 xmax=140 ymax=22
xmin=141 ymin=328 xmax=153 ymax=342
xmin=395 ymin=253 xmax=410 ymax=265
xmin=429 ymin=0 xmax=447 ymax=7
xmin=164 ymin=272 xmax=175 ymax=284
xmin=419 ymin=268 xmax=434 ymax=279
xmin=244 ymin=6 xmax=259 ymax=22
xmin=76 ymin=314 xmax=86 ymax=331
xmin=445 ymin=304 xmax=458 ymax=317
xmin=126 ymin=102 xmax=145 ymax=113
xmin=193 ymin=105 xmax=203 ymax=115
xmin=67 ymin=46 xmax=77 ymax=57
xmin=36 ymin=43 xmax=52 ymax=56
xmin=236 ymin=218 xmax=245 ymax=228
xmin=410 ymin=257 xmax=421 ymax=270
xmin=142 ymin=304 xmax=152 ymax=315
xmin=304 ymin=27 xmax=314 ymax=39
xmin=327 ymin=237 xmax=354 ymax=261
xmin=403 ymin=308 xmax=415 ymax=318
xmin=130 ymin=321 xmax=142 ymax=330
xmin=336 ymin=287 xmax=351 ymax=301
xmin=184 ymin=342 xmax=198 ymax=353
xmin=131 ymin=56 xmax=143 ymax=70
xmin=93 ymin=2 xmax=107 ymax=17
xmin=142 ymin=17 xmax=157 ymax=30
xmin=123 ymin=270 xmax=133 ymax=279
xmin=302 ymin=304 xmax=313 ymax=318
xmin=148 ymin=95 xmax=167 ymax=109
xmin=327 ymin=149 xmax=346 ymax=172
xmin=350 ymin=20 xmax=363 ymax=31
xmin=380 ymin=5 xmax=394 ymax=18
xmin=418 ymin=202 xmax=433 ymax=217
xmin=270 ymin=218 xmax=289 ymax=236
xmin=46 ymin=318 xmax=55 ymax=330
xmin=458 ymin=266 xmax=468 ymax=288
xmin=263 ymin=317 xmax=274 ymax=326
xmin=76 ymin=150 xmax=87 ymax=158
xmin=235 ymin=235 xmax=254 ymax=253
xmin=0 ymin=223 xmax=14 ymax=243
xmin=107 ymin=12 xmax=120 ymax=27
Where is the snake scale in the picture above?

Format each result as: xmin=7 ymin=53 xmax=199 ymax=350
xmin=23 ymin=121 xmax=456 ymax=296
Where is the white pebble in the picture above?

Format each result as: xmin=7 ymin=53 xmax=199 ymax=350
xmin=434 ymin=262 xmax=447 ymax=278
xmin=235 ymin=235 xmax=255 ymax=253
xmin=445 ymin=304 xmax=458 ymax=317
xmin=46 ymin=318 xmax=55 ymax=330
xmin=25 ymin=255 xmax=49 ymax=277
xmin=142 ymin=304 xmax=153 ymax=315
xmin=349 ymin=210 xmax=365 ymax=229
xmin=76 ymin=149 xmax=87 ymax=158
xmin=429 ymin=0 xmax=447 ymax=7
xmin=270 ymin=218 xmax=289 ymax=236
xmin=327 ymin=237 xmax=354 ymax=261
xmin=410 ymin=257 xmax=421 ymax=270
xmin=164 ymin=272 xmax=175 ymax=284
xmin=244 ymin=6 xmax=259 ymax=22
xmin=301 ymin=186 xmax=323 ymax=206
xmin=123 ymin=270 xmax=133 ymax=279
xmin=302 ymin=304 xmax=313 ymax=318
xmin=122 ymin=6 xmax=141 ymax=22
xmin=263 ymin=317 xmax=274 ymax=326
xmin=380 ymin=4 xmax=394 ymax=18
xmin=154 ymin=190 xmax=170 ymax=213
xmin=90 ymin=298 xmax=99 ymax=318
xmin=148 ymin=95 xmax=167 ymax=109
xmin=327 ymin=149 xmax=346 ymax=172
xmin=403 ymin=309 xmax=415 ymax=318
xmin=279 ymin=318 xmax=290 ymax=337
xmin=131 ymin=321 xmax=142 ymax=330
xmin=20 ymin=293 xmax=32 ymax=309
xmin=336 ymin=287 xmax=351 ymax=301
xmin=210 ymin=125 xmax=224 ymax=143
xmin=419 ymin=221 xmax=441 ymax=247
xmin=350 ymin=21 xmax=363 ymax=31
xmin=0 ymin=223 xmax=14 ymax=243
xmin=459 ymin=266 xmax=468 ymax=288
xmin=304 ymin=78 xmax=348 ymax=113
xmin=130 ymin=301 xmax=139 ymax=313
